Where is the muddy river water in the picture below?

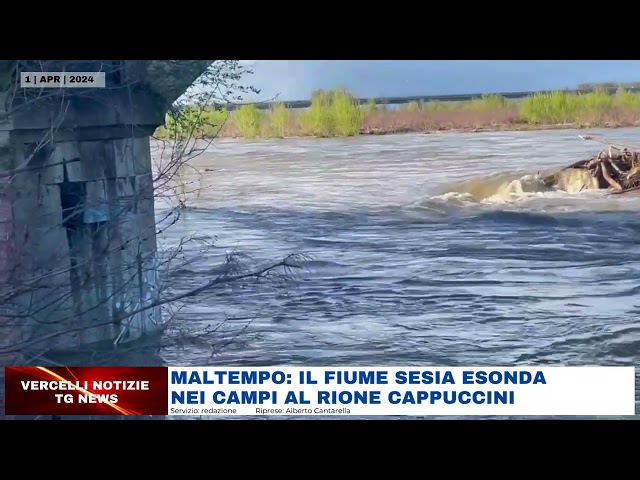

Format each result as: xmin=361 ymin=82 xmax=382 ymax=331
xmin=151 ymin=128 xmax=640 ymax=419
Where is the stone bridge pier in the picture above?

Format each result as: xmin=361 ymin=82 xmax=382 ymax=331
xmin=0 ymin=60 xmax=212 ymax=365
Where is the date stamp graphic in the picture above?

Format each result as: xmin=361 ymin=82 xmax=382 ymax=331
xmin=21 ymin=72 xmax=106 ymax=88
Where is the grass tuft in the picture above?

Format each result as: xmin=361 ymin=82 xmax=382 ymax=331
xmin=233 ymin=104 xmax=262 ymax=138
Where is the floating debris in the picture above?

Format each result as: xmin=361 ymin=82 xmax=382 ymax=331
xmin=543 ymin=140 xmax=640 ymax=195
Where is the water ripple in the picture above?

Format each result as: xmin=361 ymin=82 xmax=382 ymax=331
xmin=154 ymin=128 xmax=640 ymax=419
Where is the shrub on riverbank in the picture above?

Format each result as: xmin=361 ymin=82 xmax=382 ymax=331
xmin=154 ymin=106 xmax=229 ymax=139
xmin=154 ymin=87 xmax=640 ymax=140
xmin=295 ymin=88 xmax=362 ymax=137
xmin=519 ymin=88 xmax=640 ymax=125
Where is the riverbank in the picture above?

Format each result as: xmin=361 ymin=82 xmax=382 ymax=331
xmin=154 ymin=88 xmax=640 ymax=140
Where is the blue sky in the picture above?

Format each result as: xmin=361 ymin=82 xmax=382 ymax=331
xmin=239 ymin=60 xmax=640 ymax=101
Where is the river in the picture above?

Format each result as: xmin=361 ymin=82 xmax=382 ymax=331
xmin=152 ymin=127 xmax=640 ymax=419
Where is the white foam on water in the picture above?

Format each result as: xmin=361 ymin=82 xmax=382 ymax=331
xmin=425 ymin=168 xmax=604 ymax=210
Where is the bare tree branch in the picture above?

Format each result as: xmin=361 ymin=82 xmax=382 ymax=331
xmin=0 ymin=60 xmax=304 ymax=376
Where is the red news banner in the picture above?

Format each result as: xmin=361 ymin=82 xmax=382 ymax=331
xmin=4 ymin=366 xmax=168 ymax=416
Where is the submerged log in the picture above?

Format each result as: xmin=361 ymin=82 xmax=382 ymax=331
xmin=544 ymin=144 xmax=640 ymax=195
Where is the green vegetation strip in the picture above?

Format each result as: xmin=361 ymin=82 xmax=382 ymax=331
xmin=155 ymin=87 xmax=640 ymax=140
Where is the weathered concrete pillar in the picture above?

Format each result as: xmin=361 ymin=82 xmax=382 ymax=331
xmin=0 ymin=82 xmax=169 ymax=359
xmin=0 ymin=89 xmax=14 ymax=419
xmin=0 ymin=60 xmax=212 ymax=419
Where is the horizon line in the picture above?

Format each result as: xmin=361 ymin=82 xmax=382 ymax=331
xmin=215 ymin=85 xmax=640 ymax=111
